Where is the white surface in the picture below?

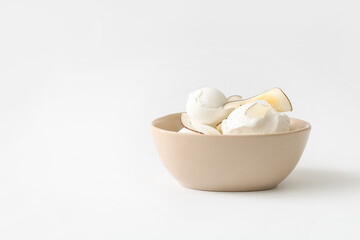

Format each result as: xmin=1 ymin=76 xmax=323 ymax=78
xmin=0 ymin=1 xmax=359 ymax=239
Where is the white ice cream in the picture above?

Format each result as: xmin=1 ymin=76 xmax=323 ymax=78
xmin=186 ymin=87 xmax=230 ymax=126
xmin=221 ymin=102 xmax=290 ymax=135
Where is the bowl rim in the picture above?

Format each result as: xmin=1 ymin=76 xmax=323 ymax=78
xmin=151 ymin=112 xmax=311 ymax=137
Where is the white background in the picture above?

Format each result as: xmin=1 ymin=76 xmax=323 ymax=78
xmin=1 ymin=0 xmax=359 ymax=239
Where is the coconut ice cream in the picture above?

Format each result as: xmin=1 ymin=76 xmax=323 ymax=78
xmin=221 ymin=102 xmax=290 ymax=135
xmin=179 ymin=87 xmax=292 ymax=135
xmin=186 ymin=87 xmax=231 ymax=127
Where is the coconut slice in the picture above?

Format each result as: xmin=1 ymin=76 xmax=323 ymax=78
xmin=215 ymin=121 xmax=223 ymax=134
xmin=227 ymin=95 xmax=242 ymax=102
xmin=180 ymin=112 xmax=202 ymax=134
xmin=192 ymin=123 xmax=222 ymax=135
xmin=180 ymin=113 xmax=221 ymax=135
xmin=245 ymin=103 xmax=269 ymax=118
xmin=223 ymin=87 xmax=292 ymax=112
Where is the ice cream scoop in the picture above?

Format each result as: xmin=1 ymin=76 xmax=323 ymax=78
xmin=221 ymin=102 xmax=290 ymax=135
xmin=186 ymin=87 xmax=230 ymax=126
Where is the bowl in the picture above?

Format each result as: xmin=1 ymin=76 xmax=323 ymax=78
xmin=151 ymin=113 xmax=311 ymax=191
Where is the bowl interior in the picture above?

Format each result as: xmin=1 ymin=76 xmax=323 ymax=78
xmin=152 ymin=113 xmax=311 ymax=135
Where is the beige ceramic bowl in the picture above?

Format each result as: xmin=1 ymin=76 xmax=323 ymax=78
xmin=151 ymin=113 xmax=311 ymax=191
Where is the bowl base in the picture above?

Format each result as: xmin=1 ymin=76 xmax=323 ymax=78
xmin=180 ymin=183 xmax=278 ymax=192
